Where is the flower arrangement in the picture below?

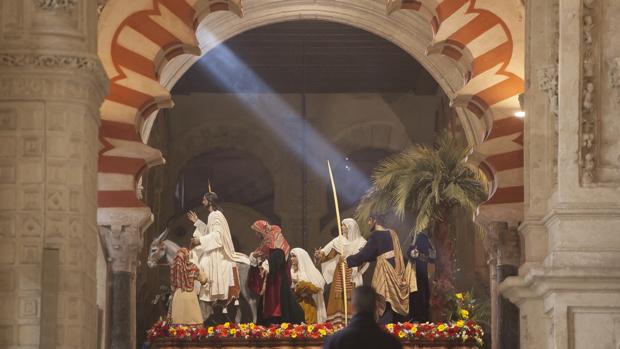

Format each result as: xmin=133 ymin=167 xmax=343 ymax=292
xmin=147 ymin=321 xmax=341 ymax=342
xmin=147 ymin=320 xmax=484 ymax=346
xmin=382 ymin=321 xmax=484 ymax=346
xmin=446 ymin=292 xmax=486 ymax=323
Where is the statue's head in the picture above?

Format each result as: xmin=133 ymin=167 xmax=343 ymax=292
xmin=368 ymin=212 xmax=387 ymax=230
xmin=202 ymin=191 xmax=220 ymax=212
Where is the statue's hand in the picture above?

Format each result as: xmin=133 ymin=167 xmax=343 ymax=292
xmin=187 ymin=210 xmax=198 ymax=223
xmin=190 ymin=237 xmax=200 ymax=247
xmin=314 ymin=249 xmax=325 ymax=263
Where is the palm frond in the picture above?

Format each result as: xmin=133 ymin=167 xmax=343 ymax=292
xmin=355 ymin=130 xmax=488 ymax=236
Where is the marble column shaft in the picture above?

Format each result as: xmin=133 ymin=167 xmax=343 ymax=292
xmin=0 ymin=1 xmax=105 ymax=348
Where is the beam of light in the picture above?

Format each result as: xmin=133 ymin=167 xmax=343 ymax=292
xmin=195 ymin=33 xmax=371 ymax=206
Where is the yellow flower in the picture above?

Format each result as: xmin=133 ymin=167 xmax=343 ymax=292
xmin=459 ymin=309 xmax=470 ymax=319
xmin=275 ymin=329 xmax=282 ymax=335
xmin=437 ymin=324 xmax=447 ymax=332
xmin=456 ymin=293 xmax=464 ymax=300
xmin=239 ymin=324 xmax=247 ymax=330
xmin=412 ymin=326 xmax=418 ymax=334
xmin=398 ymin=331 xmax=406 ymax=338
xmin=307 ymin=325 xmax=315 ymax=332
xmin=456 ymin=320 xmax=465 ymax=328
xmin=386 ymin=323 xmax=394 ymax=332
xmin=319 ymin=329 xmax=327 ymax=336
xmin=249 ymin=323 xmax=256 ymax=330
xmin=280 ymin=323 xmax=289 ymax=329
xmin=207 ymin=326 xmax=214 ymax=334
xmin=291 ymin=332 xmax=297 ymax=338
xmin=224 ymin=322 xmax=230 ymax=328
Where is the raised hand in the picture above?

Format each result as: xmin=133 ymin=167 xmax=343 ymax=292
xmin=186 ymin=210 xmax=198 ymax=223
xmin=313 ymin=249 xmax=325 ymax=263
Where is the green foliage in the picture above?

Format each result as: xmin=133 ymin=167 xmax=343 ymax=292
xmin=356 ymin=131 xmax=488 ymax=234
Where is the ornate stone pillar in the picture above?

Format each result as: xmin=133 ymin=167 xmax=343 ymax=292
xmin=483 ymin=222 xmax=520 ymax=349
xmin=98 ymin=207 xmax=152 ymax=349
xmin=482 ymin=224 xmax=499 ymax=349
xmin=0 ymin=1 xmax=105 ymax=348
xmin=495 ymin=224 xmax=520 ymax=349
xmin=501 ymin=0 xmax=620 ymax=348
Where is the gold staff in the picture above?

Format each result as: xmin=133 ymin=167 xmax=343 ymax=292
xmin=327 ymin=160 xmax=348 ymax=326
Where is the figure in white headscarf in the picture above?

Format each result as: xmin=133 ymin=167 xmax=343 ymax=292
xmin=317 ymin=218 xmax=368 ymax=286
xmin=290 ymin=248 xmax=327 ymax=323
xmin=314 ymin=218 xmax=368 ymax=325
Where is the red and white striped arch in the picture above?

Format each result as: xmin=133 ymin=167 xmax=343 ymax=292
xmin=386 ymin=0 xmax=525 ymax=220
xmin=97 ymin=0 xmax=525 ymax=223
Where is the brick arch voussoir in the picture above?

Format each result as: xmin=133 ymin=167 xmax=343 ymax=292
xmin=194 ymin=0 xmax=244 ymax=26
xmin=97 ymin=0 xmax=245 ymax=210
xmin=425 ymin=39 xmax=474 ymax=84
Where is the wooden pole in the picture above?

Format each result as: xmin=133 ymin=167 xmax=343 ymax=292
xmin=327 ymin=160 xmax=348 ymax=326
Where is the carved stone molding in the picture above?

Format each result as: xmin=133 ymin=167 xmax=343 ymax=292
xmin=37 ymin=0 xmax=77 ymax=11
xmin=580 ymin=0 xmax=599 ymax=186
xmin=97 ymin=0 xmax=107 ymax=16
xmin=0 ymin=53 xmax=108 ymax=101
xmin=98 ymin=207 xmax=153 ymax=273
xmin=537 ymin=65 xmax=559 ymax=117
xmin=608 ymin=57 xmax=620 ymax=106
xmin=0 ymin=53 xmax=104 ymax=75
xmin=537 ymin=64 xmax=559 ymax=186
xmin=482 ymin=222 xmax=520 ymax=267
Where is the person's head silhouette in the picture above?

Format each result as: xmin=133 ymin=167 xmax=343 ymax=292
xmin=352 ymin=285 xmax=376 ymax=317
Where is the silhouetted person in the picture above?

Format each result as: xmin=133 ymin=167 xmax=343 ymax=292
xmin=322 ymin=285 xmax=403 ymax=349
xmin=406 ymin=229 xmax=434 ymax=322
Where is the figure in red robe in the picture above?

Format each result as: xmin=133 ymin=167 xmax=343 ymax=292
xmin=247 ymin=220 xmax=304 ymax=326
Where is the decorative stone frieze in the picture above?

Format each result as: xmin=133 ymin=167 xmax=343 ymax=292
xmin=0 ymin=53 xmax=108 ymax=87
xmin=537 ymin=65 xmax=559 ymax=118
xmin=580 ymin=0 xmax=598 ymax=185
xmin=37 ymin=0 xmax=77 ymax=11
xmin=0 ymin=53 xmax=100 ymax=71
xmin=97 ymin=0 xmax=107 ymax=16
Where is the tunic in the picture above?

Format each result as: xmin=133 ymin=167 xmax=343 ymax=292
xmin=170 ymin=271 xmax=206 ymax=324
xmin=346 ymin=229 xmax=409 ymax=318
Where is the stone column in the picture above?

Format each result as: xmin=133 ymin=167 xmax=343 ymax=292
xmin=98 ymin=207 xmax=152 ymax=349
xmin=501 ymin=0 xmax=620 ymax=348
xmin=483 ymin=222 xmax=520 ymax=349
xmin=495 ymin=224 xmax=520 ymax=349
xmin=482 ymin=225 xmax=499 ymax=349
xmin=0 ymin=1 xmax=105 ymax=348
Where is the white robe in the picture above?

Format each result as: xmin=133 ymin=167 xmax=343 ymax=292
xmin=320 ymin=236 xmax=368 ymax=287
xmin=190 ymin=210 xmax=249 ymax=302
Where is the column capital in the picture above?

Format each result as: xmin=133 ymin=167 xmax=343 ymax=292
xmin=480 ymin=221 xmax=521 ymax=267
xmin=98 ymin=207 xmax=153 ymax=273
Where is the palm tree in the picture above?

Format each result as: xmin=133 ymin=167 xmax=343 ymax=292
xmin=356 ymin=131 xmax=488 ymax=321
